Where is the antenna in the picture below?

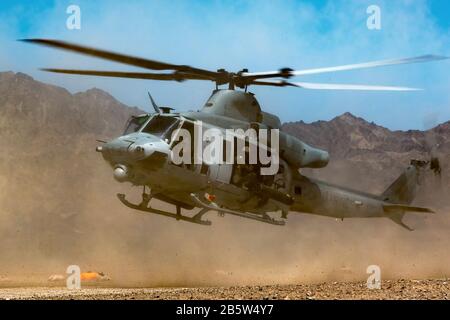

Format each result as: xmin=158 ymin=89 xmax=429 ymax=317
xmin=148 ymin=92 xmax=161 ymax=114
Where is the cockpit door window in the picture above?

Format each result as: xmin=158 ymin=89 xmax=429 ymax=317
xmin=141 ymin=115 xmax=180 ymax=142
xmin=123 ymin=114 xmax=150 ymax=135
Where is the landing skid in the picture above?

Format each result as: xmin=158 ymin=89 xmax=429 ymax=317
xmin=190 ymin=193 xmax=285 ymax=226
xmin=117 ymin=192 xmax=286 ymax=226
xmin=117 ymin=193 xmax=211 ymax=226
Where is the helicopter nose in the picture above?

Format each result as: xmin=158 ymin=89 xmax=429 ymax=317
xmin=97 ymin=138 xmax=134 ymax=162
xmin=97 ymin=135 xmax=171 ymax=166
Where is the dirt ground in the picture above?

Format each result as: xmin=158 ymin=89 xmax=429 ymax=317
xmin=0 ymin=279 xmax=448 ymax=300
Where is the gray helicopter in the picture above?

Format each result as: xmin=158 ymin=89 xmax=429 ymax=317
xmin=23 ymin=39 xmax=446 ymax=230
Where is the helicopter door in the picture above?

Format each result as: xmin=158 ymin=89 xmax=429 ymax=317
xmin=208 ymin=164 xmax=233 ymax=183
xmin=205 ymin=135 xmax=233 ymax=183
xmin=208 ymin=165 xmax=219 ymax=180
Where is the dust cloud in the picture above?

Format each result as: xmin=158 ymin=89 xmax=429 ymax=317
xmin=0 ymin=139 xmax=449 ymax=288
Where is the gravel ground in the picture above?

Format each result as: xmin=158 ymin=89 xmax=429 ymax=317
xmin=0 ymin=279 xmax=449 ymax=300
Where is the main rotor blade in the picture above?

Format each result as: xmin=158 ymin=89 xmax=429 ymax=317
xmin=292 ymin=55 xmax=449 ymax=76
xmin=251 ymin=80 xmax=421 ymax=91
xmin=293 ymin=82 xmax=421 ymax=91
xmin=40 ymin=68 xmax=213 ymax=81
xmin=21 ymin=39 xmax=219 ymax=79
xmin=242 ymin=55 xmax=449 ymax=79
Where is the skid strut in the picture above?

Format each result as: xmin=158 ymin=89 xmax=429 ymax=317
xmin=190 ymin=193 xmax=285 ymax=226
xmin=117 ymin=193 xmax=212 ymax=226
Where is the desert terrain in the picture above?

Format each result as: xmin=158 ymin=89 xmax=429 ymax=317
xmin=0 ymin=279 xmax=449 ymax=300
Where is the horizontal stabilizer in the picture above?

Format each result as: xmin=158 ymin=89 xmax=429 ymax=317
xmin=383 ymin=204 xmax=435 ymax=213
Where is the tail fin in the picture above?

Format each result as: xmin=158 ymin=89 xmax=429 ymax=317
xmin=381 ymin=160 xmax=435 ymax=231
xmin=384 ymin=212 xmax=413 ymax=231
xmin=380 ymin=163 xmax=420 ymax=205
xmin=382 ymin=205 xmax=435 ymax=231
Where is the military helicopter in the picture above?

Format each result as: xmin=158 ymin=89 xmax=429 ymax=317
xmin=23 ymin=39 xmax=446 ymax=230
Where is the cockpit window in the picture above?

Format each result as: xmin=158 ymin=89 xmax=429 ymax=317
xmin=141 ymin=115 xmax=180 ymax=140
xmin=123 ymin=114 xmax=150 ymax=135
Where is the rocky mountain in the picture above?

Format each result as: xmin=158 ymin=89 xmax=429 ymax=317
xmin=0 ymin=72 xmax=143 ymax=263
xmin=283 ymin=112 xmax=449 ymax=158
xmin=283 ymin=113 xmax=449 ymax=193
xmin=0 ymin=71 xmax=142 ymax=143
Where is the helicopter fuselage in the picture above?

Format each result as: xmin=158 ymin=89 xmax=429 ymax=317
xmin=96 ymin=92 xmax=429 ymax=231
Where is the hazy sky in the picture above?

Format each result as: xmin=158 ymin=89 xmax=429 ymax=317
xmin=0 ymin=0 xmax=449 ymax=130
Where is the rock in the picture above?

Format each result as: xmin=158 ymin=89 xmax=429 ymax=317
xmin=48 ymin=274 xmax=65 ymax=281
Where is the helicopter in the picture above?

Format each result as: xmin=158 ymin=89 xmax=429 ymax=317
xmin=22 ymin=39 xmax=446 ymax=230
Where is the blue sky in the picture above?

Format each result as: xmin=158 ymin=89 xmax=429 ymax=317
xmin=0 ymin=0 xmax=449 ymax=130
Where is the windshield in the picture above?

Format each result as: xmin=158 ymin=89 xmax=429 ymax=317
xmin=141 ymin=115 xmax=180 ymax=140
xmin=123 ymin=114 xmax=150 ymax=135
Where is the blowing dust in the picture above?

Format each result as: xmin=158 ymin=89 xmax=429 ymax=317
xmin=0 ymin=140 xmax=449 ymax=288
